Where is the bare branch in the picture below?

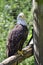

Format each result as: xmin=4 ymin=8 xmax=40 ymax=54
xmin=0 ymin=43 xmax=33 ymax=65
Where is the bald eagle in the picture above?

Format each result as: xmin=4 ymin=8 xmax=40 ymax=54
xmin=6 ymin=13 xmax=28 ymax=57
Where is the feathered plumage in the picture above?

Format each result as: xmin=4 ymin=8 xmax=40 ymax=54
xmin=6 ymin=13 xmax=28 ymax=57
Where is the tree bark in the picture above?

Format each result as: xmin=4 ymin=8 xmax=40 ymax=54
xmin=33 ymin=0 xmax=43 ymax=65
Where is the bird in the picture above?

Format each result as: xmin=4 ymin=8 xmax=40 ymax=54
xmin=6 ymin=12 xmax=28 ymax=62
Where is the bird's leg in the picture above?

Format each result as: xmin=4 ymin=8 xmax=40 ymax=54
xmin=17 ymin=50 xmax=23 ymax=56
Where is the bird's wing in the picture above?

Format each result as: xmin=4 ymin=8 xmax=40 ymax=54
xmin=6 ymin=24 xmax=28 ymax=56
xmin=7 ymin=25 xmax=24 ymax=50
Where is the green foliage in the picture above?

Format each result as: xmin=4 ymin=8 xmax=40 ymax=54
xmin=0 ymin=0 xmax=34 ymax=65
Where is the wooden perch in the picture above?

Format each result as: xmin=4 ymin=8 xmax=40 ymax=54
xmin=0 ymin=44 xmax=33 ymax=65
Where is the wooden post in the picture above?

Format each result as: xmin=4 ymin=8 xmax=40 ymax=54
xmin=33 ymin=0 xmax=43 ymax=65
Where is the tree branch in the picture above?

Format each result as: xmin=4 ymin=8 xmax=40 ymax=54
xmin=0 ymin=42 xmax=33 ymax=65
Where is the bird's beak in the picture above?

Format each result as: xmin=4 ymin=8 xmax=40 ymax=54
xmin=21 ymin=15 xmax=25 ymax=19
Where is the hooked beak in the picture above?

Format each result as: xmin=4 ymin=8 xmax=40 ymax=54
xmin=20 ymin=15 xmax=26 ymax=19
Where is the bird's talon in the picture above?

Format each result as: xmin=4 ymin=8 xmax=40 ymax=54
xmin=17 ymin=50 xmax=23 ymax=56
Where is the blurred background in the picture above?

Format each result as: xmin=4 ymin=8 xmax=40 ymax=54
xmin=0 ymin=0 xmax=34 ymax=65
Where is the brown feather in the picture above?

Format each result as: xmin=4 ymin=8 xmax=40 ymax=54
xmin=6 ymin=24 xmax=28 ymax=57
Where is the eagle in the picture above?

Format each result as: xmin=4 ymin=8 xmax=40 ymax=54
xmin=6 ymin=13 xmax=28 ymax=57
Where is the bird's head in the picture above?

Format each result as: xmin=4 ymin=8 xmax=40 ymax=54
xmin=17 ymin=12 xmax=27 ymax=26
xmin=17 ymin=12 xmax=25 ymax=20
